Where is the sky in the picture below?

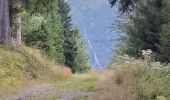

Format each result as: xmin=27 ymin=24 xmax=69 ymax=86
xmin=68 ymin=0 xmax=122 ymax=69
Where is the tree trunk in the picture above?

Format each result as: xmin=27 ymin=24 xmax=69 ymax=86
xmin=15 ymin=0 xmax=22 ymax=46
xmin=1 ymin=0 xmax=11 ymax=44
xmin=16 ymin=15 xmax=22 ymax=46
xmin=0 ymin=0 xmax=4 ymax=42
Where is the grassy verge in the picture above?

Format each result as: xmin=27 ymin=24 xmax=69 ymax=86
xmin=55 ymin=73 xmax=98 ymax=92
xmin=0 ymin=45 xmax=71 ymax=97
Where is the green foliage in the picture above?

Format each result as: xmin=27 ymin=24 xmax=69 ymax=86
xmin=24 ymin=0 xmax=56 ymax=14
xmin=24 ymin=0 xmax=90 ymax=72
xmin=109 ymin=0 xmax=137 ymax=13
xmin=57 ymin=0 xmax=72 ymax=30
xmin=24 ymin=14 xmax=65 ymax=64
xmin=157 ymin=0 xmax=170 ymax=63
xmin=116 ymin=0 xmax=170 ymax=63
xmin=158 ymin=23 xmax=170 ymax=63
xmin=57 ymin=0 xmax=90 ymax=72
xmin=23 ymin=15 xmax=44 ymax=34
xmin=57 ymin=0 xmax=74 ymax=69
xmin=43 ymin=14 xmax=65 ymax=64
xmin=23 ymin=0 xmax=65 ymax=64
xmin=63 ymin=29 xmax=77 ymax=72
xmin=127 ymin=0 xmax=162 ymax=55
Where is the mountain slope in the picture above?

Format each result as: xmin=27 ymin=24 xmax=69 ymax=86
xmin=68 ymin=0 xmax=121 ymax=68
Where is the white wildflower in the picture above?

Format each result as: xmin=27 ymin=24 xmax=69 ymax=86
xmin=147 ymin=49 xmax=152 ymax=55
xmin=124 ymin=55 xmax=129 ymax=59
xmin=156 ymin=61 xmax=161 ymax=65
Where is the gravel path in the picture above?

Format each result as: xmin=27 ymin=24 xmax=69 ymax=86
xmin=0 ymin=84 xmax=89 ymax=100
xmin=60 ymin=90 xmax=89 ymax=100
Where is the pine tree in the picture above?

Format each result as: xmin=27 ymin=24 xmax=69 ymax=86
xmin=57 ymin=0 xmax=72 ymax=30
xmin=158 ymin=23 xmax=170 ymax=63
xmin=157 ymin=0 xmax=170 ymax=63
xmin=44 ymin=14 xmax=65 ymax=64
xmin=24 ymin=1 xmax=65 ymax=64
xmin=109 ymin=0 xmax=162 ymax=13
xmin=57 ymin=0 xmax=77 ymax=70
xmin=109 ymin=0 xmax=137 ymax=13
xmin=72 ymin=28 xmax=90 ymax=73
xmin=24 ymin=13 xmax=65 ymax=64
xmin=123 ymin=0 xmax=163 ymax=57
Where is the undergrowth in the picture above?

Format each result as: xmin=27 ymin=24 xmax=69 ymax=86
xmin=90 ymin=50 xmax=170 ymax=100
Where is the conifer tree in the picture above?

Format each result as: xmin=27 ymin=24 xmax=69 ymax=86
xmin=57 ymin=0 xmax=77 ymax=70
xmin=24 ymin=1 xmax=65 ymax=64
xmin=121 ymin=0 xmax=163 ymax=57
xmin=158 ymin=23 xmax=170 ymax=63
xmin=45 ymin=14 xmax=65 ymax=64
xmin=72 ymin=28 xmax=90 ymax=73
xmin=114 ymin=0 xmax=170 ymax=63
xmin=157 ymin=0 xmax=170 ymax=63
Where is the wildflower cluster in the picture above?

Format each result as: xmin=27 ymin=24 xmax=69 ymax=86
xmin=141 ymin=49 xmax=153 ymax=63
xmin=141 ymin=49 xmax=152 ymax=57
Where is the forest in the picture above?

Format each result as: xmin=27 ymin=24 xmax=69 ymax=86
xmin=0 ymin=0 xmax=170 ymax=100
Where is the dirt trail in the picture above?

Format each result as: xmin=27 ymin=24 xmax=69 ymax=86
xmin=0 ymin=72 xmax=114 ymax=100
xmin=1 ymin=84 xmax=59 ymax=100
xmin=60 ymin=90 xmax=89 ymax=100
xmin=0 ymin=84 xmax=89 ymax=100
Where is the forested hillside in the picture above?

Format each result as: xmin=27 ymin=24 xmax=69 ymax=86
xmin=0 ymin=0 xmax=90 ymax=99
xmin=0 ymin=0 xmax=90 ymax=73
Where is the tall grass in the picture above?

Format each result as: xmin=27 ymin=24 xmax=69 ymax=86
xmin=90 ymin=51 xmax=170 ymax=100
xmin=0 ymin=45 xmax=71 ymax=96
